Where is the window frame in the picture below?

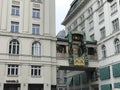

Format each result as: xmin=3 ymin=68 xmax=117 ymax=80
xmin=9 ymin=39 xmax=19 ymax=55
xmin=32 ymin=9 xmax=40 ymax=18
xmin=11 ymin=21 xmax=19 ymax=33
xmin=31 ymin=65 xmax=41 ymax=77
xmin=111 ymin=2 xmax=117 ymax=15
xmin=100 ymin=27 xmax=106 ymax=39
xmin=112 ymin=18 xmax=119 ymax=32
xmin=32 ymin=24 xmax=40 ymax=35
xmin=101 ymin=45 xmax=106 ymax=58
xmin=7 ymin=64 xmax=19 ymax=76
xmin=32 ymin=41 xmax=41 ymax=56
xmin=114 ymin=39 xmax=120 ymax=54
xmin=11 ymin=5 xmax=20 ymax=16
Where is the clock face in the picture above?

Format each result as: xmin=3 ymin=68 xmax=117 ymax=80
xmin=72 ymin=34 xmax=82 ymax=41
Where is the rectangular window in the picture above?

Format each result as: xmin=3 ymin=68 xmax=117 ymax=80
xmin=11 ymin=6 xmax=20 ymax=16
xmin=31 ymin=66 xmax=41 ymax=76
xmin=99 ymin=12 xmax=104 ymax=23
xmin=89 ymin=20 xmax=94 ymax=30
xmin=111 ymin=3 xmax=117 ymax=15
xmin=80 ymin=22 xmax=85 ymax=32
xmin=112 ymin=18 xmax=119 ymax=32
xmin=31 ymin=0 xmax=42 ymax=3
xmin=11 ymin=22 xmax=19 ymax=33
xmin=32 ymin=24 xmax=40 ymax=35
xmin=90 ymin=34 xmax=95 ymax=40
xmin=100 ymin=27 xmax=106 ymax=39
xmin=80 ymin=14 xmax=84 ymax=22
xmin=8 ymin=65 xmax=18 ymax=76
xmin=32 ymin=9 xmax=40 ymax=18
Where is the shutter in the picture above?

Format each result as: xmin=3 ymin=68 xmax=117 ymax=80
xmin=100 ymin=66 xmax=110 ymax=80
xmin=73 ymin=74 xmax=80 ymax=86
xmin=114 ymin=82 xmax=120 ymax=88
xmin=66 ymin=77 xmax=73 ymax=86
xmin=112 ymin=63 xmax=120 ymax=77
xmin=101 ymin=84 xmax=111 ymax=90
xmin=81 ymin=72 xmax=88 ymax=84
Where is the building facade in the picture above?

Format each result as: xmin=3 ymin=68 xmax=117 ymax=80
xmin=0 ymin=0 xmax=56 ymax=90
xmin=61 ymin=0 xmax=120 ymax=90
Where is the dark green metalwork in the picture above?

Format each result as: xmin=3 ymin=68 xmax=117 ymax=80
xmin=68 ymin=31 xmax=89 ymax=65
xmin=66 ymin=77 xmax=73 ymax=86
xmin=82 ymin=87 xmax=89 ymax=90
xmin=81 ymin=72 xmax=88 ymax=84
xmin=73 ymin=74 xmax=80 ymax=86
xmin=68 ymin=32 xmax=73 ymax=64
xmin=114 ymin=82 xmax=120 ymax=88
xmin=100 ymin=66 xmax=110 ymax=80
xmin=101 ymin=84 xmax=112 ymax=90
xmin=112 ymin=63 xmax=120 ymax=77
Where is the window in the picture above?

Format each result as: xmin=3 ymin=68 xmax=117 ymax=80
xmin=31 ymin=66 xmax=41 ymax=76
xmin=81 ymin=22 xmax=85 ymax=32
xmin=32 ymin=24 xmax=40 ymax=35
xmin=112 ymin=18 xmax=119 ymax=32
xmin=11 ymin=22 xmax=19 ymax=33
xmin=31 ymin=0 xmax=42 ymax=3
xmin=111 ymin=3 xmax=117 ymax=15
xmin=68 ymin=26 xmax=71 ymax=31
xmin=99 ymin=12 xmax=104 ymax=23
xmin=8 ymin=65 xmax=18 ymax=76
xmin=59 ymin=88 xmax=63 ymax=90
xmin=98 ymin=0 xmax=103 ymax=7
xmin=73 ymin=20 xmax=77 ymax=28
xmin=88 ymin=7 xmax=93 ymax=15
xmin=32 ymin=42 xmax=41 ymax=56
xmin=100 ymin=27 xmax=106 ymax=39
xmin=88 ymin=16 xmax=94 ymax=30
xmin=88 ymin=47 xmax=95 ymax=55
xmin=32 ymin=9 xmax=40 ymax=18
xmin=114 ymin=39 xmax=120 ymax=53
xmin=80 ymin=14 xmax=84 ymax=22
xmin=11 ymin=6 xmax=20 ymax=16
xmin=101 ymin=45 xmax=106 ymax=58
xmin=90 ymin=34 xmax=95 ymax=40
xmin=9 ymin=39 xmax=19 ymax=54
xmin=89 ymin=20 xmax=94 ymax=30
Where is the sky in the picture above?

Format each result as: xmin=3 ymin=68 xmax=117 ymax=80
xmin=56 ymin=0 xmax=73 ymax=34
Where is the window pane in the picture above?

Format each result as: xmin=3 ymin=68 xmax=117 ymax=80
xmin=11 ymin=6 xmax=20 ymax=15
xmin=11 ymin=22 xmax=19 ymax=33
xmin=32 ymin=9 xmax=40 ymax=18
xmin=9 ymin=39 xmax=19 ymax=54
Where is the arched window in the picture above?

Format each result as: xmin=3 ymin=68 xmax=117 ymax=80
xmin=101 ymin=45 xmax=106 ymax=58
xmin=114 ymin=39 xmax=120 ymax=53
xmin=32 ymin=42 xmax=41 ymax=56
xmin=9 ymin=39 xmax=19 ymax=54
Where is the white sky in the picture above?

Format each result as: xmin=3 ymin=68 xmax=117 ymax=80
xmin=56 ymin=0 xmax=73 ymax=34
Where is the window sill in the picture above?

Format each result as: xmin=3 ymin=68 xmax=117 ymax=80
xmin=11 ymin=14 xmax=20 ymax=16
xmin=9 ymin=54 xmax=19 ymax=56
xmin=32 ymin=17 xmax=40 ymax=19
xmin=31 ymin=76 xmax=41 ymax=78
xmin=32 ymin=55 xmax=41 ymax=57
xmin=7 ymin=75 xmax=18 ymax=77
xmin=10 ymin=31 xmax=19 ymax=33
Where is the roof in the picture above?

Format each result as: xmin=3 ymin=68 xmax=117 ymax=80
xmin=62 ymin=0 xmax=88 ymax=25
xmin=56 ymin=30 xmax=66 ymax=39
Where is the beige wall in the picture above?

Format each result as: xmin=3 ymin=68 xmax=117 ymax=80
xmin=0 ymin=0 xmax=56 ymax=90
